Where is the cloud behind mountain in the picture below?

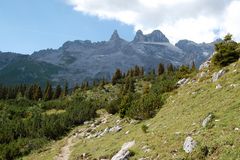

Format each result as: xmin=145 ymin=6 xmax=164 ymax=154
xmin=66 ymin=0 xmax=240 ymax=43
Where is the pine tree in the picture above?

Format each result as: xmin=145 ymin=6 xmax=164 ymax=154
xmin=123 ymin=77 xmax=135 ymax=94
xmin=33 ymin=84 xmax=42 ymax=101
xmin=112 ymin=68 xmax=122 ymax=85
xmin=191 ymin=61 xmax=196 ymax=72
xmin=157 ymin=63 xmax=165 ymax=76
xmin=85 ymin=81 xmax=89 ymax=90
xmin=25 ymin=85 xmax=34 ymax=100
xmin=53 ymin=85 xmax=62 ymax=99
xmin=134 ymin=65 xmax=140 ymax=76
xmin=140 ymin=67 xmax=144 ymax=76
xmin=63 ymin=81 xmax=68 ymax=96
xmin=130 ymin=69 xmax=134 ymax=77
xmin=167 ymin=63 xmax=174 ymax=73
xmin=44 ymin=82 xmax=53 ymax=101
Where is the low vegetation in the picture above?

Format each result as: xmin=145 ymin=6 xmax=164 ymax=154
xmin=0 ymin=97 xmax=98 ymax=160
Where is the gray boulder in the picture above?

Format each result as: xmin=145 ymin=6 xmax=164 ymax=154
xmin=212 ymin=69 xmax=226 ymax=82
xmin=111 ymin=141 xmax=135 ymax=160
xmin=183 ymin=136 xmax=197 ymax=153
xmin=216 ymin=84 xmax=222 ymax=89
xmin=177 ymin=78 xmax=190 ymax=87
xmin=202 ymin=114 xmax=213 ymax=127
xmin=109 ymin=126 xmax=122 ymax=133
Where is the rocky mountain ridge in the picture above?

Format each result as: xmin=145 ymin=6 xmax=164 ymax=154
xmin=0 ymin=30 xmax=216 ymax=86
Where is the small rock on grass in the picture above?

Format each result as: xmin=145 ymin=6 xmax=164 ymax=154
xmin=183 ymin=136 xmax=197 ymax=153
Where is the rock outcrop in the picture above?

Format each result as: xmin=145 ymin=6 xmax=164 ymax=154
xmin=177 ymin=78 xmax=190 ymax=87
xmin=212 ymin=69 xmax=226 ymax=82
xmin=111 ymin=141 xmax=135 ymax=160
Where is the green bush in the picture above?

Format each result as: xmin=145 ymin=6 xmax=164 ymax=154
xmin=127 ymin=93 xmax=163 ymax=120
xmin=119 ymin=93 xmax=137 ymax=118
xmin=105 ymin=98 xmax=121 ymax=114
xmin=212 ymin=34 xmax=240 ymax=67
xmin=141 ymin=124 xmax=148 ymax=133
xmin=150 ymin=73 xmax=178 ymax=94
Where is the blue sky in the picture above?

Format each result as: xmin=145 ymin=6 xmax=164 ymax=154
xmin=0 ymin=0 xmax=134 ymax=54
xmin=1 ymin=0 xmax=239 ymax=54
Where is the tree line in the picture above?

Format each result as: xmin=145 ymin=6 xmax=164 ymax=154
xmin=111 ymin=62 xmax=196 ymax=85
xmin=0 ymin=81 xmax=69 ymax=101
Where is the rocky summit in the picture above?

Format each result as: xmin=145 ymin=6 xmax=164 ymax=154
xmin=0 ymin=30 xmax=215 ymax=86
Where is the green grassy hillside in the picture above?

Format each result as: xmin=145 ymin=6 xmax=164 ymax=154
xmin=23 ymin=60 xmax=240 ymax=160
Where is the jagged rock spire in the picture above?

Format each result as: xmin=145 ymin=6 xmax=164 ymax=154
xmin=110 ymin=30 xmax=120 ymax=41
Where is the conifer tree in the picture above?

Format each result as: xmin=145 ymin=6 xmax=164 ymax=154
xmin=134 ymin=65 xmax=140 ymax=76
xmin=123 ymin=77 xmax=135 ymax=94
xmin=33 ymin=84 xmax=42 ymax=101
xmin=157 ymin=63 xmax=165 ymax=75
xmin=191 ymin=61 xmax=196 ymax=72
xmin=167 ymin=63 xmax=174 ymax=73
xmin=130 ymin=69 xmax=134 ymax=77
xmin=53 ymin=84 xmax=62 ymax=99
xmin=112 ymin=68 xmax=122 ymax=85
xmin=140 ymin=67 xmax=144 ymax=76
xmin=85 ymin=81 xmax=89 ymax=90
xmin=63 ymin=81 xmax=68 ymax=96
xmin=44 ymin=82 xmax=53 ymax=101
xmin=25 ymin=85 xmax=34 ymax=100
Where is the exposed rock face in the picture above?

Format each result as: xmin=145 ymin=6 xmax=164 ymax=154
xmin=133 ymin=30 xmax=169 ymax=43
xmin=111 ymin=141 xmax=135 ymax=160
xmin=183 ymin=136 xmax=197 ymax=153
xmin=176 ymin=40 xmax=215 ymax=67
xmin=202 ymin=114 xmax=213 ymax=127
xmin=212 ymin=69 xmax=226 ymax=82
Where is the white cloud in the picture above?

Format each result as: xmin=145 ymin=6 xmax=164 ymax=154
xmin=66 ymin=0 xmax=240 ymax=43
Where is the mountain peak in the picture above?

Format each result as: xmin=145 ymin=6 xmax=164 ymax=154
xmin=147 ymin=30 xmax=169 ymax=43
xmin=133 ymin=30 xmax=169 ymax=43
xmin=110 ymin=30 xmax=120 ymax=41
xmin=133 ymin=30 xmax=145 ymax=42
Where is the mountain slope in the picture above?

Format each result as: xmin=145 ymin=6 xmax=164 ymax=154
xmin=30 ymin=30 xmax=214 ymax=86
xmin=0 ymin=51 xmax=25 ymax=70
xmin=0 ymin=56 xmax=62 ymax=86
xmin=23 ymin=60 xmax=240 ymax=159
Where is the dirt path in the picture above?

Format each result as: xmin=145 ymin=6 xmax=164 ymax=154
xmin=55 ymin=136 xmax=74 ymax=160
xmin=55 ymin=111 xmax=110 ymax=160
